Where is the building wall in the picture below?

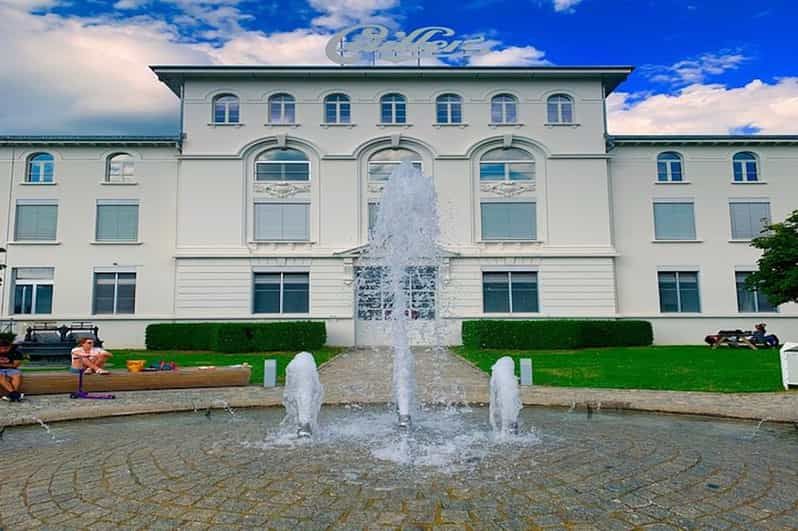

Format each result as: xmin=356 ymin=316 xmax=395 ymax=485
xmin=611 ymin=145 xmax=798 ymax=343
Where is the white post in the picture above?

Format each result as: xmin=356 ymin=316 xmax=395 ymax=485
xmin=780 ymin=343 xmax=798 ymax=391
xmin=520 ymin=358 xmax=533 ymax=386
xmin=263 ymin=359 xmax=277 ymax=388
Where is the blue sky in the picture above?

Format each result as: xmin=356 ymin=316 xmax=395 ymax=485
xmin=1 ymin=0 xmax=796 ymax=135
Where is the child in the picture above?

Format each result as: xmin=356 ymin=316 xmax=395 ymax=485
xmin=0 ymin=340 xmax=24 ymax=402
xmin=70 ymin=337 xmax=112 ymax=375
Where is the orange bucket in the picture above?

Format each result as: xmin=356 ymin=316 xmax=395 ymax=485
xmin=126 ymin=360 xmax=146 ymax=373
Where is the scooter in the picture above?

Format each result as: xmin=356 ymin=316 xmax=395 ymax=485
xmin=69 ymin=369 xmax=116 ymax=399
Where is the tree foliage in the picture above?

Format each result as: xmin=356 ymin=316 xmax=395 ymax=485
xmin=746 ymin=209 xmax=798 ymax=305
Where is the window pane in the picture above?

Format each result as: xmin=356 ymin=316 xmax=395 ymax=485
xmin=561 ymin=104 xmax=573 ymax=123
xmin=93 ymin=273 xmax=116 ymax=314
xmin=451 ymin=105 xmax=462 ymax=123
xmin=340 ymin=104 xmax=350 ymax=123
xmin=658 ymin=272 xmax=679 ymax=312
xmin=511 ymin=272 xmax=539 ymax=312
xmin=381 ymin=104 xmax=392 ymax=123
xmin=15 ymin=204 xmax=57 ymax=241
xmin=96 ymin=205 xmax=139 ymax=241
xmin=214 ymin=104 xmax=226 ymax=123
xmin=253 ymin=273 xmax=281 ymax=313
xmin=756 ymin=289 xmax=777 ymax=312
xmin=746 ymin=161 xmax=758 ymax=181
xmin=483 ymin=272 xmax=510 ymax=313
xmin=325 ymin=103 xmax=337 ymax=123
xmin=654 ymin=203 xmax=695 ymax=240
xmin=281 ymin=204 xmax=309 ymax=241
xmin=368 ymin=163 xmax=396 ymax=181
xmin=491 ymin=102 xmax=502 ymax=123
xmin=656 ymin=162 xmax=668 ymax=181
xmin=13 ymin=285 xmax=32 ymax=314
xmin=547 ymin=103 xmax=559 ymax=123
xmin=670 ymin=163 xmax=683 ymax=181
xmin=284 ymin=163 xmax=310 ymax=182
xmin=736 ymin=272 xmax=756 ymax=312
xmin=115 ymin=273 xmax=136 ymax=314
xmin=34 ymin=284 xmax=53 ymax=314
xmin=282 ymin=273 xmax=309 ymax=313
xmin=508 ymin=162 xmax=534 ymax=181
xmin=395 ymin=104 xmax=406 ymax=123
xmin=228 ymin=103 xmax=239 ymax=123
xmin=733 ymin=162 xmax=743 ymax=181
xmin=254 ymin=204 xmax=282 ymax=240
xmin=368 ymin=202 xmax=379 ymax=238
xmin=678 ymin=272 xmax=700 ymax=312
xmin=479 ymin=163 xmax=505 ymax=181
xmin=436 ymin=104 xmax=448 ymax=123
xmin=481 ymin=203 xmax=536 ymax=240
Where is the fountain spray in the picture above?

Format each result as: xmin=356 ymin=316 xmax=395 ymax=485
xmin=283 ymin=352 xmax=324 ymax=437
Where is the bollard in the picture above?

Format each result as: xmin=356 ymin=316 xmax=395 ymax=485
xmin=263 ymin=359 xmax=277 ymax=387
xmin=520 ymin=358 xmax=533 ymax=386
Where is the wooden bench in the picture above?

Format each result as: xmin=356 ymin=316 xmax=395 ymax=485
xmin=20 ymin=366 xmax=251 ymax=395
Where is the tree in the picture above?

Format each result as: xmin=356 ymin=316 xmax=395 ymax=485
xmin=746 ymin=209 xmax=798 ymax=306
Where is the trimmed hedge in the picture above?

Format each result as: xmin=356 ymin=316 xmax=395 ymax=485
xmin=0 ymin=332 xmax=16 ymax=344
xmin=145 ymin=321 xmax=326 ymax=353
xmin=462 ymin=320 xmax=653 ymax=350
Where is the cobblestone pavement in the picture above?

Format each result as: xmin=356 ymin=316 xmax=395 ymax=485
xmin=1 ymin=406 xmax=797 ymax=530
xmin=2 ymin=348 xmax=797 ymax=427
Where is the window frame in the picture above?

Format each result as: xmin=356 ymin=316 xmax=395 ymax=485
xmin=732 ymin=152 xmax=760 ymax=182
xmin=490 ymin=94 xmax=518 ymax=124
xmin=212 ymin=94 xmax=240 ymax=124
xmin=735 ymin=270 xmax=778 ymax=313
xmin=255 ymin=148 xmax=311 ymax=182
xmin=268 ymin=93 xmax=296 ymax=124
xmin=482 ymin=271 xmax=539 ymax=314
xmin=14 ymin=200 xmax=58 ymax=242
xmin=92 ymin=271 xmax=136 ymax=315
xmin=656 ymin=152 xmax=684 ymax=182
xmin=252 ymin=271 xmax=310 ymax=314
xmin=26 ymin=153 xmax=55 ymax=183
xmin=546 ymin=94 xmax=574 ymax=124
xmin=379 ymin=93 xmax=407 ymax=124
xmin=11 ymin=267 xmax=54 ymax=315
xmin=435 ymin=93 xmax=463 ymax=124
xmin=480 ymin=201 xmax=537 ymax=241
xmin=105 ymin=153 xmax=135 ymax=184
xmin=479 ymin=147 xmax=535 ymax=182
xmin=323 ymin=93 xmax=351 ymax=124
xmin=367 ymin=148 xmax=423 ymax=181
xmin=657 ymin=270 xmax=701 ymax=313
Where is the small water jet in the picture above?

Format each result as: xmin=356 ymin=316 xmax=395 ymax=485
xmin=283 ymin=352 xmax=324 ymax=437
xmin=489 ymin=357 xmax=522 ymax=436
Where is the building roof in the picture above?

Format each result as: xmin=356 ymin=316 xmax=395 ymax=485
xmin=0 ymin=135 xmax=180 ymax=147
xmin=150 ymin=65 xmax=635 ymax=97
xmin=609 ymin=134 xmax=798 ymax=147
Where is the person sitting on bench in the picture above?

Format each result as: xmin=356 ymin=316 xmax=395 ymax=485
xmin=0 ymin=340 xmax=24 ymax=402
xmin=70 ymin=338 xmax=112 ymax=375
xmin=750 ymin=323 xmax=779 ymax=348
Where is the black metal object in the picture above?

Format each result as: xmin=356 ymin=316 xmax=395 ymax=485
xmin=18 ymin=323 xmax=103 ymax=363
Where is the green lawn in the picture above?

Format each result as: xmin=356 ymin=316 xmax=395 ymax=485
xmin=454 ymin=345 xmax=785 ymax=393
xmin=25 ymin=348 xmax=343 ymax=385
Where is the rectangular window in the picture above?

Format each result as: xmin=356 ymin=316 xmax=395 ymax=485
xmin=356 ymin=266 xmax=436 ymax=320
xmin=254 ymin=203 xmax=309 ymax=241
xmin=481 ymin=202 xmax=536 ymax=240
xmin=14 ymin=202 xmax=57 ymax=241
xmin=253 ymin=272 xmax=309 ymax=314
xmin=653 ymin=202 xmax=696 ymax=240
xmin=483 ymin=272 xmax=539 ymax=313
xmin=730 ymin=202 xmax=771 ymax=240
xmin=658 ymin=271 xmax=700 ymax=313
xmin=93 ymin=272 xmax=136 ymax=315
xmin=735 ymin=271 xmax=777 ymax=313
xmin=12 ymin=267 xmax=54 ymax=315
xmin=255 ymin=162 xmax=310 ymax=181
xmin=96 ymin=201 xmax=139 ymax=242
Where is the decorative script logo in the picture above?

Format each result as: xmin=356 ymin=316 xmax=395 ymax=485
xmin=326 ymin=25 xmax=491 ymax=65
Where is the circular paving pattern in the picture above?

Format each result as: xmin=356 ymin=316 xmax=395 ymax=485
xmin=1 ymin=406 xmax=797 ymax=530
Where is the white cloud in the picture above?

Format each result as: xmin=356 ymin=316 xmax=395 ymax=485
xmin=607 ymin=78 xmax=798 ymax=134
xmin=468 ymin=45 xmax=548 ymax=66
xmin=307 ymin=0 xmax=400 ymax=29
xmin=643 ymin=51 xmax=749 ymax=86
xmin=553 ymin=0 xmax=583 ymax=13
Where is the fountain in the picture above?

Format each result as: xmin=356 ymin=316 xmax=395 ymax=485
xmin=362 ymin=159 xmax=443 ymax=428
xmin=283 ymin=352 xmax=324 ymax=437
xmin=489 ymin=357 xmax=522 ymax=435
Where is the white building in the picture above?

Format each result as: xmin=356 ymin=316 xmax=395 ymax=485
xmin=1 ymin=65 xmax=796 ymax=347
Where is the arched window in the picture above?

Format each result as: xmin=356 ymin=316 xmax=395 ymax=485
xmin=547 ymin=94 xmax=574 ymax=123
xmin=656 ymin=152 xmax=683 ymax=182
xmin=490 ymin=94 xmax=518 ymax=124
xmin=479 ymin=147 xmax=535 ymax=181
xmin=268 ymin=93 xmax=296 ymax=124
xmin=324 ymin=93 xmax=350 ymax=124
xmin=380 ymin=93 xmax=406 ymax=124
xmin=368 ymin=148 xmax=421 ymax=181
xmin=733 ymin=152 xmax=759 ymax=182
xmin=255 ymin=148 xmax=309 ymax=181
xmin=436 ymin=94 xmax=462 ymax=124
xmin=26 ymin=153 xmax=54 ymax=183
xmin=106 ymin=153 xmax=135 ymax=183
xmin=212 ymin=94 xmax=239 ymax=124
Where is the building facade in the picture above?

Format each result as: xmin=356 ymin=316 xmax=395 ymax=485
xmin=1 ymin=66 xmax=796 ymax=347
